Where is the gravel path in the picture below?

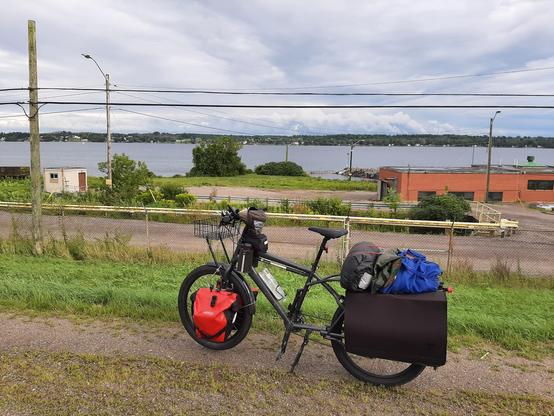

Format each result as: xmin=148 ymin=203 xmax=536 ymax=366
xmin=1 ymin=205 xmax=553 ymax=274
xmin=1 ymin=313 xmax=552 ymax=399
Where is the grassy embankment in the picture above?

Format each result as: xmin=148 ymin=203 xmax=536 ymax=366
xmin=0 ymin=241 xmax=551 ymax=359
xmin=151 ymin=174 xmax=376 ymax=191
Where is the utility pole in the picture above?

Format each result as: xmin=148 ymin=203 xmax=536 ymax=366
xmin=348 ymin=144 xmax=354 ymax=181
xmin=348 ymin=141 xmax=361 ymax=181
xmin=82 ymin=54 xmax=112 ymax=186
xmin=28 ymin=20 xmax=43 ymax=254
xmin=485 ymin=111 xmax=501 ymax=203
xmin=105 ymin=73 xmax=112 ymax=186
xmin=285 ymin=143 xmax=289 ymax=162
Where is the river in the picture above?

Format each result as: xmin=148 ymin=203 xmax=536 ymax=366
xmin=1 ymin=142 xmax=553 ymax=178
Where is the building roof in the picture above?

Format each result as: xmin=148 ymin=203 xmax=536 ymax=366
xmin=44 ymin=167 xmax=87 ymax=170
xmin=381 ymin=165 xmax=554 ymax=174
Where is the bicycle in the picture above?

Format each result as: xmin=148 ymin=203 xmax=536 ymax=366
xmin=178 ymin=207 xmax=426 ymax=386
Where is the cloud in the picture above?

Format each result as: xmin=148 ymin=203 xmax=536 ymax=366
xmin=1 ymin=0 xmax=554 ymax=136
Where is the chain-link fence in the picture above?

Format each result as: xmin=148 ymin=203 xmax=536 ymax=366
xmin=1 ymin=202 xmax=551 ymax=276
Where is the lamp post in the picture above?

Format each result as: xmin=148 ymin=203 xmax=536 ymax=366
xmin=484 ymin=111 xmax=501 ymax=202
xmin=348 ymin=141 xmax=361 ymax=181
xmin=82 ymin=53 xmax=112 ymax=186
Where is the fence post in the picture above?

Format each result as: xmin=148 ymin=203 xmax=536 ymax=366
xmin=342 ymin=217 xmax=351 ymax=262
xmin=144 ymin=207 xmax=151 ymax=253
xmin=446 ymin=222 xmax=455 ymax=277
xmin=60 ymin=205 xmax=68 ymax=245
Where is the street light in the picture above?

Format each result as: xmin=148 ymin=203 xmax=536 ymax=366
xmin=82 ymin=53 xmax=112 ymax=186
xmin=348 ymin=141 xmax=362 ymax=181
xmin=484 ymin=111 xmax=501 ymax=202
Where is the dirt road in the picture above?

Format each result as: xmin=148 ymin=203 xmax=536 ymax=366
xmin=186 ymin=185 xmax=377 ymax=202
xmin=0 ymin=313 xmax=552 ymax=415
xmin=1 ymin=206 xmax=553 ymax=274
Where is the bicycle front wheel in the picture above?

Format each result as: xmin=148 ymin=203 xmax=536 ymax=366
xmin=178 ymin=264 xmax=253 ymax=350
xmin=330 ymin=306 xmax=425 ymax=387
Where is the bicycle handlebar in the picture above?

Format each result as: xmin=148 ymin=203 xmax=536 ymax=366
xmin=220 ymin=206 xmax=240 ymax=226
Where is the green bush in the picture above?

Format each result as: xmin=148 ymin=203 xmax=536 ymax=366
xmin=159 ymin=183 xmax=186 ymax=200
xmin=306 ymin=197 xmax=351 ymax=216
xmin=175 ymin=193 xmax=196 ymax=207
xmin=410 ymin=194 xmax=471 ymax=222
xmin=254 ymin=161 xmax=306 ymax=176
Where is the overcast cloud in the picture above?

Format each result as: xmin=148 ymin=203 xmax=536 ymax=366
xmin=1 ymin=0 xmax=554 ymax=136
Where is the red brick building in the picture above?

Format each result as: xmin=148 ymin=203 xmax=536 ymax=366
xmin=379 ymin=164 xmax=554 ymax=203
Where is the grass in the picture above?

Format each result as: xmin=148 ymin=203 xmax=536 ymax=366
xmin=152 ymin=173 xmax=376 ymax=191
xmin=0 ymin=252 xmax=552 ymax=358
xmin=1 ymin=350 xmax=551 ymax=416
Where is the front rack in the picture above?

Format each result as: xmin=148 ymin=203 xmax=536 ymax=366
xmin=193 ymin=218 xmax=240 ymax=240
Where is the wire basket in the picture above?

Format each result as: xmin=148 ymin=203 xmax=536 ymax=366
xmin=193 ymin=218 xmax=240 ymax=240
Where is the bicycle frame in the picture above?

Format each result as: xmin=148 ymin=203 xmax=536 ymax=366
xmin=212 ymin=223 xmax=346 ymax=339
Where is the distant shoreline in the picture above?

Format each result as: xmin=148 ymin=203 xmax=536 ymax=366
xmin=1 ymin=132 xmax=553 ymax=149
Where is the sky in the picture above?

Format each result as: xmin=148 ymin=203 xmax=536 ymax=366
xmin=1 ymin=0 xmax=554 ymax=137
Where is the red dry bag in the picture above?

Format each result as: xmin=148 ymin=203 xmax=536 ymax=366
xmin=192 ymin=288 xmax=239 ymax=343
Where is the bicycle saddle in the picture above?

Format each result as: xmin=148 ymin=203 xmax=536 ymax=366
xmin=308 ymin=227 xmax=348 ymax=240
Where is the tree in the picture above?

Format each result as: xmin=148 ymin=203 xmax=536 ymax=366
xmin=410 ymin=194 xmax=470 ymax=222
xmin=254 ymin=161 xmax=306 ymax=176
xmin=98 ymin=154 xmax=154 ymax=205
xmin=188 ymin=137 xmax=246 ymax=176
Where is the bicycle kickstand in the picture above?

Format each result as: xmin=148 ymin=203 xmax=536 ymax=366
xmin=289 ymin=329 xmax=312 ymax=374
xmin=276 ymin=327 xmax=292 ymax=361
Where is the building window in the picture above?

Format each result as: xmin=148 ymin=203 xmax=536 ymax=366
xmin=487 ymin=192 xmax=503 ymax=202
xmin=418 ymin=191 xmax=436 ymax=201
xmin=49 ymin=173 xmax=59 ymax=182
xmin=450 ymin=192 xmax=475 ymax=201
xmin=528 ymin=180 xmax=554 ymax=191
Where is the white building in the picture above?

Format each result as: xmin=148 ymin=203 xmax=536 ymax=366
xmin=44 ymin=167 xmax=87 ymax=193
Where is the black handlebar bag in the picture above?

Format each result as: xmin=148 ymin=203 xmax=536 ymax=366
xmin=344 ymin=291 xmax=447 ymax=367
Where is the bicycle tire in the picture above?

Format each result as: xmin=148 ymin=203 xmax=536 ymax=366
xmin=178 ymin=264 xmax=253 ymax=350
xmin=330 ymin=306 xmax=425 ymax=386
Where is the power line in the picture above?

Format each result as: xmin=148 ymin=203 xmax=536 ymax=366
xmin=27 ymin=87 xmax=554 ymax=97
xmin=0 ymin=107 xmax=104 ymax=119
xmin=113 ymin=65 xmax=554 ymax=91
xmin=114 ymin=90 xmax=303 ymax=134
xmin=28 ymin=101 xmax=554 ymax=109
xmin=115 ymin=108 xmax=255 ymax=135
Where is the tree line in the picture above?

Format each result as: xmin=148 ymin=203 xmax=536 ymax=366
xmin=1 ymin=131 xmax=554 ymax=148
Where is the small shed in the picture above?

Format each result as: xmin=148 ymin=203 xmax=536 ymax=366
xmin=44 ymin=167 xmax=87 ymax=193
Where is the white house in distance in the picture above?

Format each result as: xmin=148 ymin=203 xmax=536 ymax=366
xmin=44 ymin=167 xmax=87 ymax=193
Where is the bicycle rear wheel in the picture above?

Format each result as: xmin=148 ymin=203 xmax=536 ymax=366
xmin=178 ymin=264 xmax=253 ymax=350
xmin=330 ymin=306 xmax=425 ymax=386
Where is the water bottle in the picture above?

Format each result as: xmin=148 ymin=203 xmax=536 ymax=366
xmin=258 ymin=268 xmax=286 ymax=301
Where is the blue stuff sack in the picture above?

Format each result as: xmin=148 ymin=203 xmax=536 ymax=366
xmin=380 ymin=249 xmax=441 ymax=294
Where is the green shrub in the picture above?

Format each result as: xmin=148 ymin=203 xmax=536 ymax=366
xmin=306 ymin=197 xmax=351 ymax=216
xmin=410 ymin=194 xmax=470 ymax=222
xmin=159 ymin=183 xmax=186 ymax=200
xmin=254 ymin=161 xmax=306 ymax=176
xmin=175 ymin=193 xmax=196 ymax=207
xmin=137 ymin=189 xmax=163 ymax=205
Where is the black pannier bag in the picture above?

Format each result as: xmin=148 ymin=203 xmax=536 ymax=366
xmin=344 ymin=291 xmax=447 ymax=367
xmin=240 ymin=207 xmax=268 ymax=255
xmin=340 ymin=242 xmax=381 ymax=292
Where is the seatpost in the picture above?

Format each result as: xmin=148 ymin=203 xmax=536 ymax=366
xmin=311 ymin=237 xmax=329 ymax=272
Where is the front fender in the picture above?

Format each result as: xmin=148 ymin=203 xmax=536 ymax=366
xmin=208 ymin=262 xmax=256 ymax=315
